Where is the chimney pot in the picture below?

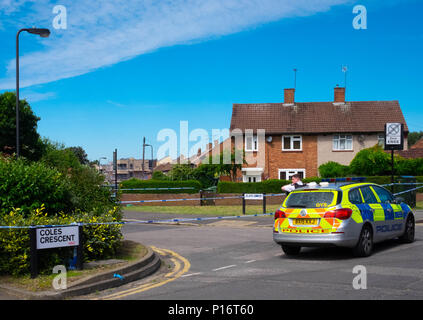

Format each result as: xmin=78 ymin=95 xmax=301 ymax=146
xmin=284 ymin=88 xmax=295 ymax=104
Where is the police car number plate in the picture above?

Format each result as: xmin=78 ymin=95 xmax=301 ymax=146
xmin=293 ymin=219 xmax=318 ymax=225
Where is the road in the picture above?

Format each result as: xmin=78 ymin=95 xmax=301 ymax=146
xmin=86 ymin=210 xmax=423 ymax=300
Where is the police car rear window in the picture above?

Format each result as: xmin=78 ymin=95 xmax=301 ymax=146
xmin=285 ymin=191 xmax=336 ymax=208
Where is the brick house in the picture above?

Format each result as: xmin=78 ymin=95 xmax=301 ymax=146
xmin=229 ymin=87 xmax=409 ymax=182
xmin=396 ymin=137 xmax=423 ymax=159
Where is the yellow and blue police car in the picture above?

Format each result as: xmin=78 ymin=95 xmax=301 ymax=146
xmin=273 ymin=178 xmax=415 ymax=257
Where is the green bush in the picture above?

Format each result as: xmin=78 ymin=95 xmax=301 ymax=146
xmin=152 ymin=171 xmax=169 ymax=180
xmin=0 ymin=156 xmax=116 ymax=217
xmin=349 ymin=145 xmax=392 ymax=176
xmin=0 ymin=157 xmax=73 ymax=217
xmin=396 ymin=157 xmax=423 ymax=176
xmin=0 ymin=206 xmax=122 ymax=276
xmin=319 ymin=161 xmax=350 ymax=178
xmin=120 ymin=179 xmax=202 ymax=194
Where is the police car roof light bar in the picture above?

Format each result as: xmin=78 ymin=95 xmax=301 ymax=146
xmin=321 ymin=177 xmax=366 ymax=184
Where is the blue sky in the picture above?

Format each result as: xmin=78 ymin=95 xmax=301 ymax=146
xmin=0 ymin=0 xmax=422 ymax=161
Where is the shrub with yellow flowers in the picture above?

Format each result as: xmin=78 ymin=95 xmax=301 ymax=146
xmin=0 ymin=205 xmax=122 ymax=276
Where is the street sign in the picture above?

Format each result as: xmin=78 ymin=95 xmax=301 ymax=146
xmin=384 ymin=123 xmax=404 ymax=150
xmin=36 ymin=226 xmax=79 ymax=250
xmin=30 ymin=225 xmax=83 ymax=278
xmin=244 ymin=193 xmax=264 ymax=200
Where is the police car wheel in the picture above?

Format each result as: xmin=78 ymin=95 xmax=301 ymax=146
xmin=281 ymin=245 xmax=301 ymax=256
xmin=353 ymin=225 xmax=373 ymax=257
xmin=399 ymin=215 xmax=415 ymax=244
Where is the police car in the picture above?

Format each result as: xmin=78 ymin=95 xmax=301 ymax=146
xmin=273 ymin=178 xmax=415 ymax=257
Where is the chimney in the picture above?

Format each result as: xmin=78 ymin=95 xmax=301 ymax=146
xmin=197 ymin=148 xmax=201 ymax=156
xmin=284 ymin=88 xmax=295 ymax=104
xmin=334 ymin=86 xmax=345 ymax=103
xmin=208 ymin=143 xmax=212 ymax=150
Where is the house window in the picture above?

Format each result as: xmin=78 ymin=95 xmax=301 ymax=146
xmin=378 ymin=134 xmax=385 ymax=148
xmin=245 ymin=135 xmax=258 ymax=152
xmin=278 ymin=169 xmax=305 ymax=181
xmin=243 ymin=175 xmax=261 ymax=183
xmin=333 ymin=135 xmax=353 ymax=151
xmin=282 ymin=135 xmax=302 ymax=151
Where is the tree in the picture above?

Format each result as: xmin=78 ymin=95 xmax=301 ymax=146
xmin=66 ymin=146 xmax=89 ymax=165
xmin=168 ymin=164 xmax=195 ymax=180
xmin=0 ymin=92 xmax=44 ymax=160
xmin=207 ymin=148 xmax=246 ymax=182
xmin=408 ymin=131 xmax=423 ymax=148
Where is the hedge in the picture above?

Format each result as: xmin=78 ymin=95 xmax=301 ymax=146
xmin=217 ymin=176 xmax=423 ymax=194
xmin=120 ymin=179 xmax=202 ymax=194
xmin=0 ymin=206 xmax=122 ymax=276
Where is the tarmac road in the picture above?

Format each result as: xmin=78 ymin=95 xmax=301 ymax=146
xmin=89 ymin=209 xmax=423 ymax=300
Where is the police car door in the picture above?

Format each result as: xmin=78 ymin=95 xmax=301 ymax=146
xmin=359 ymin=186 xmax=385 ymax=242
xmin=371 ymin=186 xmax=404 ymax=238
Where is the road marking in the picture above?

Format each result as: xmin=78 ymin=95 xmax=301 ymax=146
xmin=244 ymin=260 xmax=256 ymax=264
xmin=96 ymin=246 xmax=190 ymax=300
xmin=206 ymin=221 xmax=256 ymax=228
xmin=212 ymin=265 xmax=236 ymax=271
xmin=181 ymin=272 xmax=203 ymax=278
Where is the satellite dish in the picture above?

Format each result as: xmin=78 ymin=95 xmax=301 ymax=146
xmin=266 ymin=136 xmax=273 ymax=143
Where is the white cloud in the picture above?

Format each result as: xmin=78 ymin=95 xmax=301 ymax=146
xmin=0 ymin=0 xmax=350 ymax=89
xmin=20 ymin=89 xmax=56 ymax=102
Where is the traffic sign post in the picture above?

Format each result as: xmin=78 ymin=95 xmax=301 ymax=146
xmin=243 ymin=193 xmax=266 ymax=215
xmin=384 ymin=123 xmax=404 ymax=191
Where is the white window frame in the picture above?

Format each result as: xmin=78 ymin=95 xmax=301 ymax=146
xmin=278 ymin=169 xmax=306 ymax=180
xmin=333 ymin=134 xmax=353 ymax=151
xmin=242 ymin=168 xmax=263 ymax=183
xmin=245 ymin=135 xmax=258 ymax=152
xmin=282 ymin=135 xmax=302 ymax=151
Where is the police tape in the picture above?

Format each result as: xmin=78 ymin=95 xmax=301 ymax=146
xmin=392 ymin=185 xmax=423 ymax=196
xmin=0 ymin=213 xmax=275 ymax=229
xmin=120 ymin=193 xmax=285 ymax=204
xmin=381 ymin=183 xmax=423 ymax=187
xmin=119 ymin=187 xmax=197 ymax=191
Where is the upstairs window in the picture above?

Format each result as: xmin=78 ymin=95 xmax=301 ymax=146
xmin=333 ymin=135 xmax=353 ymax=151
xmin=282 ymin=135 xmax=302 ymax=151
xmin=245 ymin=135 xmax=258 ymax=152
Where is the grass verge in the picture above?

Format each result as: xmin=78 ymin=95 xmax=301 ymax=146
xmin=0 ymin=240 xmax=147 ymax=292
xmin=124 ymin=204 xmax=281 ymax=216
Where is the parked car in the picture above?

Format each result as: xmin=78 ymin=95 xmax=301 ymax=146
xmin=273 ymin=179 xmax=415 ymax=257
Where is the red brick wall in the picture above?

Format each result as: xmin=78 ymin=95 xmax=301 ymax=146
xmin=121 ymin=193 xmax=286 ymax=206
xmin=266 ymin=135 xmax=318 ymax=179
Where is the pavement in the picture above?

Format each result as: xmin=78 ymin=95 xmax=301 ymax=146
xmin=0 ymin=245 xmax=161 ymax=300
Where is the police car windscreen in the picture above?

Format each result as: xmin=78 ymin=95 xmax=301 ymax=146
xmin=285 ymin=191 xmax=335 ymax=208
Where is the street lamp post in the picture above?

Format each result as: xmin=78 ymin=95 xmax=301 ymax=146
xmin=16 ymin=28 xmax=50 ymax=158
xmin=98 ymin=157 xmax=107 ymax=173
xmin=142 ymin=137 xmax=154 ymax=180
